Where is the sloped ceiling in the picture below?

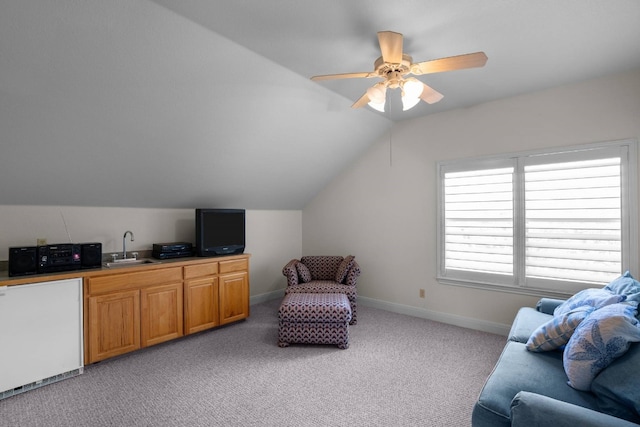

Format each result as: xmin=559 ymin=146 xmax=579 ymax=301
xmin=1 ymin=1 xmax=639 ymax=209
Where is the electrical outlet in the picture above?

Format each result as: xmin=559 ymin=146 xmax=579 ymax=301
xmin=37 ymin=238 xmax=47 ymax=246
xmin=419 ymin=289 xmax=425 ymax=298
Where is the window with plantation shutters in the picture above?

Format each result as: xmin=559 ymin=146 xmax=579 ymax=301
xmin=524 ymin=157 xmax=622 ymax=287
xmin=437 ymin=140 xmax=638 ymax=296
xmin=442 ymin=165 xmax=515 ymax=285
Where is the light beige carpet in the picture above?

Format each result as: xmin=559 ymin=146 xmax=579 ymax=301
xmin=0 ymin=299 xmax=505 ymax=426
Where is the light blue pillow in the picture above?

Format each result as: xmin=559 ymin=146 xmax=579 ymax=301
xmin=526 ymin=305 xmax=595 ymax=352
xmin=563 ymin=302 xmax=640 ymax=391
xmin=604 ymin=271 xmax=640 ymax=303
xmin=554 ymin=288 xmax=626 ymax=317
xmin=591 ymin=342 xmax=640 ymax=423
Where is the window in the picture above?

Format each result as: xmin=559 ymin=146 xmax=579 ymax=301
xmin=437 ymin=140 xmax=638 ymax=296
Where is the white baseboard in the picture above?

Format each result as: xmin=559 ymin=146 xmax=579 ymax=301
xmin=250 ymin=289 xmax=284 ymax=305
xmin=358 ymin=296 xmax=511 ymax=337
xmin=250 ymin=291 xmax=511 ymax=336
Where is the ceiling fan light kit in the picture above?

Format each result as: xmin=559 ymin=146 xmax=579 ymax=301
xmin=311 ymin=31 xmax=487 ymax=113
xmin=401 ymin=77 xmax=424 ymax=111
xmin=366 ymin=83 xmax=387 ymax=112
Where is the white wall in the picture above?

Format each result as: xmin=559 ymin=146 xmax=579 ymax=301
xmin=303 ymin=69 xmax=640 ymax=334
xmin=0 ymin=206 xmax=301 ymax=300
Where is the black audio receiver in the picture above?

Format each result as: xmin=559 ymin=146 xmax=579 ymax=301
xmin=37 ymin=243 xmax=81 ymax=273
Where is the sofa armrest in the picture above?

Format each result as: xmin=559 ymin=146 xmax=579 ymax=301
xmin=511 ymin=391 xmax=639 ymax=427
xmin=282 ymin=259 xmax=299 ymax=287
xmin=344 ymin=260 xmax=361 ymax=287
xmin=536 ymin=298 xmax=566 ymax=315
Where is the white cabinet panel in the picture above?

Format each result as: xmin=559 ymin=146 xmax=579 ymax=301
xmin=0 ymin=278 xmax=83 ymax=395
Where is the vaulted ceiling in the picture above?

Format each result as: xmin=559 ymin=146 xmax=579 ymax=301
xmin=1 ymin=1 xmax=639 ymax=209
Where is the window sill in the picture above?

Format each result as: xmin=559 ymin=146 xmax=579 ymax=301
xmin=437 ymin=276 xmax=575 ymax=300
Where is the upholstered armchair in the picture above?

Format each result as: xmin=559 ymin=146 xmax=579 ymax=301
xmin=282 ymin=255 xmax=360 ymax=324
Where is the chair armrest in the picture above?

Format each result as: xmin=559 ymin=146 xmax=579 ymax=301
xmin=282 ymin=259 xmax=300 ymax=287
xmin=511 ymin=391 xmax=639 ymax=427
xmin=536 ymin=298 xmax=566 ymax=315
xmin=344 ymin=260 xmax=361 ymax=287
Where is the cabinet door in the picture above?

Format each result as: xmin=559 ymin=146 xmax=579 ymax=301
xmin=219 ymin=272 xmax=249 ymax=325
xmin=141 ymin=282 xmax=183 ymax=348
xmin=89 ymin=290 xmax=140 ymax=363
xmin=185 ymin=276 xmax=219 ymax=334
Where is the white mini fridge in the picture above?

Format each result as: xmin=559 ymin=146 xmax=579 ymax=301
xmin=0 ymin=278 xmax=84 ymax=398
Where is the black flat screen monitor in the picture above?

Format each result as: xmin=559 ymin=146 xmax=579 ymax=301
xmin=195 ymin=209 xmax=245 ymax=257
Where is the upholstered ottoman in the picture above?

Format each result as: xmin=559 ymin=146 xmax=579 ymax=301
xmin=278 ymin=293 xmax=352 ymax=349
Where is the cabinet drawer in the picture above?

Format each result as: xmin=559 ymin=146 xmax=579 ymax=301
xmin=89 ymin=267 xmax=182 ymax=294
xmin=184 ymin=263 xmax=218 ymax=280
xmin=219 ymin=258 xmax=248 ymax=274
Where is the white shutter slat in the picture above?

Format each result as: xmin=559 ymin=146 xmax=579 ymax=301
xmin=446 ymin=242 xmax=513 ymax=255
xmin=526 ymin=267 xmax=616 ymax=284
xmin=526 ymin=247 xmax=620 ymax=261
xmin=524 ymin=157 xmax=622 ymax=284
xmin=444 ymin=167 xmax=514 ymax=276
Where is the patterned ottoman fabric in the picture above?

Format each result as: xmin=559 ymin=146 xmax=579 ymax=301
xmin=284 ymin=281 xmax=358 ymax=325
xmin=278 ymin=293 xmax=352 ymax=349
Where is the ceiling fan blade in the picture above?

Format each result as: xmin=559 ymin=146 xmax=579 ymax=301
xmin=412 ymin=52 xmax=488 ymax=75
xmin=378 ymin=31 xmax=403 ymax=64
xmin=351 ymin=92 xmax=370 ymax=109
xmin=419 ymin=82 xmax=444 ymax=104
xmin=311 ymin=71 xmax=374 ymax=81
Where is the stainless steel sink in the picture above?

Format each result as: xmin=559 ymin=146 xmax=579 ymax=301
xmin=103 ymin=258 xmax=161 ymax=268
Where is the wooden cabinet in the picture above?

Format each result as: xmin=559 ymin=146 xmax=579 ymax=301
xmin=84 ymin=254 xmax=250 ymax=364
xmin=141 ymin=282 xmax=183 ymax=347
xmin=88 ymin=289 xmax=140 ymax=362
xmin=86 ymin=266 xmax=183 ymax=363
xmin=184 ymin=263 xmax=219 ymax=334
xmin=219 ymin=272 xmax=249 ymax=325
xmin=219 ymin=258 xmax=250 ymax=325
xmin=184 ymin=257 xmax=250 ymax=332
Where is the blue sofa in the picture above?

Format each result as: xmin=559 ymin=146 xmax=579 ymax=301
xmin=472 ymin=297 xmax=640 ymax=427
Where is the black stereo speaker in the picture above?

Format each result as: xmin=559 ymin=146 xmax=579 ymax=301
xmin=81 ymin=242 xmax=102 ymax=268
xmin=9 ymin=246 xmax=38 ymax=277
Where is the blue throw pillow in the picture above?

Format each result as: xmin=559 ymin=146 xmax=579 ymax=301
xmin=554 ymin=288 xmax=626 ymax=317
xmin=563 ymin=302 xmax=640 ymax=391
xmin=591 ymin=342 xmax=640 ymax=423
xmin=526 ymin=305 xmax=595 ymax=352
xmin=604 ymin=271 xmax=640 ymax=303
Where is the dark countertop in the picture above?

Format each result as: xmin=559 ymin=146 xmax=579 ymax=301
xmin=0 ymin=253 xmax=251 ymax=287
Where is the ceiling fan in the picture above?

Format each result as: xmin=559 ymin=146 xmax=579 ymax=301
xmin=311 ymin=31 xmax=487 ymax=112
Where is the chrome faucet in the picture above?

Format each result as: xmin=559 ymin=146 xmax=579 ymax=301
xmin=123 ymin=230 xmax=135 ymax=259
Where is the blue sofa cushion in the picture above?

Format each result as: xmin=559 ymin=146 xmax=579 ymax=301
xmin=563 ymin=302 xmax=640 ymax=391
xmin=526 ymin=305 xmax=594 ymax=352
xmin=604 ymin=271 xmax=640 ymax=303
xmin=508 ymin=307 xmax=552 ymax=343
xmin=554 ymin=288 xmax=626 ymax=317
xmin=472 ymin=341 xmax=600 ymax=427
xmin=510 ymin=391 xmax=640 ymax=427
xmin=591 ymin=341 xmax=640 ymax=423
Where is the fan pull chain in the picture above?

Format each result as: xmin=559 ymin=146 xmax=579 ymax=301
xmin=387 ymin=96 xmax=393 ymax=167
xmin=389 ymin=130 xmax=393 ymax=167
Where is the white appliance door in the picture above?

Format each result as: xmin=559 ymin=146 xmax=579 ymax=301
xmin=0 ymin=278 xmax=84 ymax=393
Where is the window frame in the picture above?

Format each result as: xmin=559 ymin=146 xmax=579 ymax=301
xmin=436 ymin=139 xmax=638 ymax=298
